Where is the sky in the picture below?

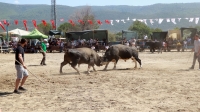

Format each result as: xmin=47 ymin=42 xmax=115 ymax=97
xmin=0 ymin=0 xmax=200 ymax=6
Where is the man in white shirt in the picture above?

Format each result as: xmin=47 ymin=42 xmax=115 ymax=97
xmin=190 ymin=34 xmax=200 ymax=69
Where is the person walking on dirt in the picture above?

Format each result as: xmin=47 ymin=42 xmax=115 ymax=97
xmin=40 ymin=40 xmax=47 ymax=65
xmin=190 ymin=34 xmax=200 ymax=69
xmin=14 ymin=39 xmax=28 ymax=94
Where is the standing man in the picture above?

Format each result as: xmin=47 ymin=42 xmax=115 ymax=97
xmin=40 ymin=40 xmax=47 ymax=65
xmin=14 ymin=38 xmax=28 ymax=94
xmin=190 ymin=34 xmax=200 ymax=69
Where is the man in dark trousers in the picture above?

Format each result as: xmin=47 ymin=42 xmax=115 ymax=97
xmin=190 ymin=34 xmax=200 ymax=69
xmin=40 ymin=40 xmax=47 ymax=65
xmin=14 ymin=38 xmax=28 ymax=94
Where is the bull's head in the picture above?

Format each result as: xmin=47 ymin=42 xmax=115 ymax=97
xmin=100 ymin=53 xmax=110 ymax=65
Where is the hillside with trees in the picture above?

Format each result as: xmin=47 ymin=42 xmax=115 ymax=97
xmin=0 ymin=2 xmax=200 ymax=32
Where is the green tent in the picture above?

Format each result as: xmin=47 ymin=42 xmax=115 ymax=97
xmin=21 ymin=29 xmax=48 ymax=40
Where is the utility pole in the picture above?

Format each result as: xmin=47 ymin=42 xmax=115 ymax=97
xmin=51 ymin=0 xmax=57 ymax=30
xmin=6 ymin=20 xmax=9 ymax=42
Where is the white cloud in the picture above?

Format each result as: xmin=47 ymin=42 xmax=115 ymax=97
xmin=14 ymin=0 xmax=19 ymax=4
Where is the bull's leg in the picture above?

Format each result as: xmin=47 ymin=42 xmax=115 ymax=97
xmin=72 ymin=66 xmax=80 ymax=75
xmin=87 ymin=65 xmax=91 ymax=74
xmin=60 ymin=61 xmax=68 ymax=73
xmin=132 ymin=57 xmax=137 ymax=69
xmin=103 ymin=62 xmax=110 ymax=70
xmin=93 ymin=66 xmax=97 ymax=72
xmin=113 ymin=59 xmax=119 ymax=69
xmin=71 ymin=59 xmax=80 ymax=75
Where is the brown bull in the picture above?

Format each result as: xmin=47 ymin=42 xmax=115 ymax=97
xmin=60 ymin=48 xmax=102 ymax=74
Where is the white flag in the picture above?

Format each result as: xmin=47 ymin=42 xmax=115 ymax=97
xmin=132 ymin=19 xmax=136 ymax=21
xmin=110 ymin=20 xmax=114 ymax=25
xmin=171 ymin=18 xmax=177 ymax=24
xmin=149 ymin=19 xmax=154 ymax=25
xmin=195 ymin=18 xmax=199 ymax=24
xmin=127 ymin=17 xmax=130 ymax=21
xmin=116 ymin=20 xmax=120 ymax=23
xmin=143 ymin=19 xmax=147 ymax=25
xmin=121 ymin=19 xmax=126 ymax=23
xmin=137 ymin=19 xmax=143 ymax=22
xmin=189 ymin=18 xmax=194 ymax=22
xmin=185 ymin=18 xmax=189 ymax=20
xmin=158 ymin=18 xmax=164 ymax=24
xmin=178 ymin=18 xmax=181 ymax=22
xmin=166 ymin=18 xmax=170 ymax=22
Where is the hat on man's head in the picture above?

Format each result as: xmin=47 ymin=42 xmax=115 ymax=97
xmin=43 ymin=39 xmax=47 ymax=42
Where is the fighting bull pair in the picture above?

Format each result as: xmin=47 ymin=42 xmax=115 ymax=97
xmin=60 ymin=44 xmax=142 ymax=74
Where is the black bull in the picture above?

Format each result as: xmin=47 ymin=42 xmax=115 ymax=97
xmin=145 ymin=41 xmax=162 ymax=53
xmin=60 ymin=48 xmax=102 ymax=74
xmin=101 ymin=44 xmax=142 ymax=70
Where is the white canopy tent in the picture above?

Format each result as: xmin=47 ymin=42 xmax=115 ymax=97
xmin=1 ymin=28 xmax=30 ymax=36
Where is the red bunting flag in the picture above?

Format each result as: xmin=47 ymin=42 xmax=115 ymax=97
xmin=97 ymin=20 xmax=102 ymax=25
xmin=32 ymin=20 xmax=37 ymax=28
xmin=23 ymin=20 xmax=28 ymax=31
xmin=69 ymin=20 xmax=75 ymax=26
xmin=14 ymin=20 xmax=18 ymax=25
xmin=50 ymin=20 xmax=56 ymax=29
xmin=78 ymin=20 xmax=84 ymax=25
xmin=0 ymin=22 xmax=6 ymax=31
xmin=41 ymin=20 xmax=47 ymax=26
xmin=105 ymin=20 xmax=110 ymax=24
xmin=88 ymin=20 xmax=93 ymax=25
xmin=3 ymin=20 xmax=7 ymax=25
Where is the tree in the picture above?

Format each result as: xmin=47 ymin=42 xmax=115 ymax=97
xmin=37 ymin=23 xmax=51 ymax=35
xmin=57 ymin=22 xmax=79 ymax=33
xmin=70 ymin=6 xmax=99 ymax=31
xmin=150 ymin=28 xmax=162 ymax=33
xmin=108 ymin=31 xmax=116 ymax=42
xmin=128 ymin=21 xmax=151 ymax=39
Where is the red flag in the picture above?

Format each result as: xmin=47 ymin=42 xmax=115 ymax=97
xmin=41 ymin=20 xmax=47 ymax=26
xmin=105 ymin=20 xmax=110 ymax=24
xmin=88 ymin=20 xmax=93 ymax=25
xmin=0 ymin=22 xmax=6 ymax=31
xmin=32 ymin=20 xmax=37 ymax=28
xmin=69 ymin=20 xmax=75 ymax=26
xmin=3 ymin=20 xmax=7 ymax=25
xmin=14 ymin=20 xmax=18 ymax=25
xmin=78 ymin=20 xmax=84 ymax=25
xmin=23 ymin=20 xmax=28 ymax=31
xmin=97 ymin=20 xmax=102 ymax=25
xmin=50 ymin=20 xmax=56 ymax=29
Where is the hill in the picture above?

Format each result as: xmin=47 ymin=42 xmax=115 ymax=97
xmin=0 ymin=2 xmax=200 ymax=32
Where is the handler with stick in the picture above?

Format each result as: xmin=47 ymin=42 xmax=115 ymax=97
xmin=14 ymin=39 xmax=28 ymax=94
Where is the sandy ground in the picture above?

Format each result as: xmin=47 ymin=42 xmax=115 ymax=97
xmin=0 ymin=50 xmax=200 ymax=112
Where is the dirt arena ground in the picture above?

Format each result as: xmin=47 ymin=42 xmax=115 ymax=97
xmin=0 ymin=50 xmax=200 ymax=112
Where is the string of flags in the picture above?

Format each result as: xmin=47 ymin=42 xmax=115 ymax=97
xmin=0 ymin=17 xmax=200 ymax=31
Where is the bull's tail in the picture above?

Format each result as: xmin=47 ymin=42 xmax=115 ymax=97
xmin=135 ymin=57 xmax=142 ymax=68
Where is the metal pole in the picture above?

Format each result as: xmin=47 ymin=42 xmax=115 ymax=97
xmin=6 ymin=20 xmax=8 ymax=42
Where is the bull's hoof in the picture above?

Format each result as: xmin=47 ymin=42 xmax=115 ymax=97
xmin=103 ymin=68 xmax=107 ymax=71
